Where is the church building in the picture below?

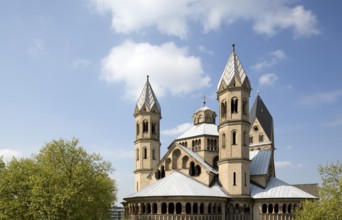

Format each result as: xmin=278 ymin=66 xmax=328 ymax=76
xmin=122 ymin=45 xmax=316 ymax=220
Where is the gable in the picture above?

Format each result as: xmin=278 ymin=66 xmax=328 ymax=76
xmin=147 ymin=143 xmax=217 ymax=185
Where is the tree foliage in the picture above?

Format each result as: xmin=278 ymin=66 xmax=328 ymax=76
xmin=0 ymin=138 xmax=117 ymax=220
xmin=296 ymin=161 xmax=342 ymax=220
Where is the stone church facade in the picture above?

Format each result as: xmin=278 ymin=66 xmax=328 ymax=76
xmin=123 ymin=46 xmax=316 ymax=220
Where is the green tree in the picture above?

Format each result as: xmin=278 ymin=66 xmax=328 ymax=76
xmin=296 ymin=161 xmax=342 ymax=220
xmin=0 ymin=138 xmax=117 ymax=220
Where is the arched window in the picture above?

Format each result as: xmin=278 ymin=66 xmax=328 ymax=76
xmin=221 ymin=100 xmax=227 ymax=117
xmin=141 ymin=203 xmax=146 ymax=214
xmin=143 ymin=148 xmax=147 ymax=159
xmin=274 ymin=204 xmax=279 ymax=213
xmin=262 ymin=204 xmax=267 ymax=214
xmin=152 ymin=149 xmax=155 ymax=160
xmin=244 ymin=172 xmax=247 ymax=186
xmin=243 ymin=98 xmax=247 ymax=115
xmin=233 ymin=172 xmax=236 ymax=186
xmin=186 ymin=203 xmax=191 ymax=214
xmin=155 ymin=170 xmax=160 ymax=180
xmin=198 ymin=115 xmax=202 ymax=123
xmin=222 ymin=133 xmax=226 ymax=148
xmin=243 ymin=131 xmax=246 ymax=146
xmin=189 ymin=162 xmax=195 ymax=176
xmin=160 ymin=166 xmax=165 ymax=178
xmin=136 ymin=122 xmax=140 ymax=135
xmin=143 ymin=120 xmax=148 ymax=133
xmin=259 ymin=133 xmax=264 ymax=142
xmin=231 ymin=98 xmax=238 ymax=113
xmin=200 ymin=203 xmax=204 ymax=214
xmin=168 ymin=203 xmax=174 ymax=214
xmin=232 ymin=131 xmax=237 ymax=145
xmin=165 ymin=158 xmax=171 ymax=170
xmin=249 ymin=136 xmax=253 ymax=144
xmin=213 ymin=156 xmax=219 ymax=170
xmin=136 ymin=149 xmax=139 ymax=161
xmin=152 ymin=122 xmax=156 ymax=134
xmin=282 ymin=204 xmax=287 ymax=214
xmin=147 ymin=203 xmax=151 ymax=214
xmin=268 ymin=204 xmax=273 ymax=214
xmin=195 ymin=165 xmax=201 ymax=176
xmin=153 ymin=203 xmax=158 ymax=214
xmin=161 ymin=203 xmax=167 ymax=214
xmin=193 ymin=203 xmax=198 ymax=214
xmin=176 ymin=203 xmax=182 ymax=214
xmin=182 ymin=156 xmax=189 ymax=169
xmin=172 ymin=149 xmax=181 ymax=170
xmin=208 ymin=203 xmax=212 ymax=214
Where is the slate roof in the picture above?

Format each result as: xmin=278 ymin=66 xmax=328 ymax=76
xmin=249 ymin=95 xmax=273 ymax=141
xmin=251 ymin=177 xmax=316 ymax=199
xmin=135 ymin=76 xmax=161 ymax=113
xmin=217 ymin=47 xmax=250 ymax=91
xmin=178 ymin=144 xmax=218 ymax=174
xmin=250 ymin=149 xmax=272 ymax=175
xmin=176 ymin=123 xmax=218 ymax=139
xmin=125 ymin=171 xmax=227 ymax=199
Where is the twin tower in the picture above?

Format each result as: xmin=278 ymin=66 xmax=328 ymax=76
xmin=133 ymin=45 xmax=252 ymax=196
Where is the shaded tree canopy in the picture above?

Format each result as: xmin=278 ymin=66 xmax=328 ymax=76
xmin=0 ymin=138 xmax=117 ymax=220
xmin=296 ymin=161 xmax=342 ymax=220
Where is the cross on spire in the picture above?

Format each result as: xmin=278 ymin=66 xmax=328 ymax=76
xmin=202 ymin=95 xmax=207 ymax=106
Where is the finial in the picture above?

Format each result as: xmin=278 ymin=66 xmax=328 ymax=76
xmin=202 ymin=95 xmax=207 ymax=106
xmin=232 ymin=43 xmax=235 ymax=52
xmin=147 ymin=75 xmax=149 ymax=82
xmin=257 ymin=90 xmax=260 ymax=96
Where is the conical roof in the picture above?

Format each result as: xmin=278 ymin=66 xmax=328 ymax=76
xmin=217 ymin=45 xmax=250 ymax=91
xmin=135 ymin=76 xmax=161 ymax=114
xmin=250 ymin=94 xmax=273 ymax=141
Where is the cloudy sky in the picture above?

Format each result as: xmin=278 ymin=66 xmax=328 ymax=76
xmin=1 ymin=0 xmax=341 ymax=204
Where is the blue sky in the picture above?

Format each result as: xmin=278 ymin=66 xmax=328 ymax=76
xmin=0 ymin=0 xmax=341 ymax=205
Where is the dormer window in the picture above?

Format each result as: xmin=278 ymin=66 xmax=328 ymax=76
xmin=259 ymin=134 xmax=264 ymax=142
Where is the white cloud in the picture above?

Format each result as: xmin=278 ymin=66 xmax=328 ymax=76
xmin=300 ymin=89 xmax=342 ymax=107
xmin=100 ymin=41 xmax=210 ymax=100
xmin=90 ymin=0 xmax=319 ymax=39
xmin=252 ymin=49 xmax=286 ymax=71
xmin=275 ymin=161 xmax=302 ymax=168
xmin=161 ymin=122 xmax=193 ymax=136
xmin=72 ymin=58 xmax=91 ymax=69
xmin=0 ymin=149 xmax=23 ymax=162
xmin=259 ymin=73 xmax=278 ymax=86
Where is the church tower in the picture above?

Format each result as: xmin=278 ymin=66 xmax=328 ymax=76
xmin=217 ymin=45 xmax=251 ymax=195
xmin=134 ymin=76 xmax=161 ymax=191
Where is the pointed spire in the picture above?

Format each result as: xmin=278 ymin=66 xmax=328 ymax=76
xmin=217 ymin=44 xmax=249 ymax=91
xmin=135 ymin=76 xmax=161 ymax=114
xmin=250 ymin=94 xmax=273 ymax=141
